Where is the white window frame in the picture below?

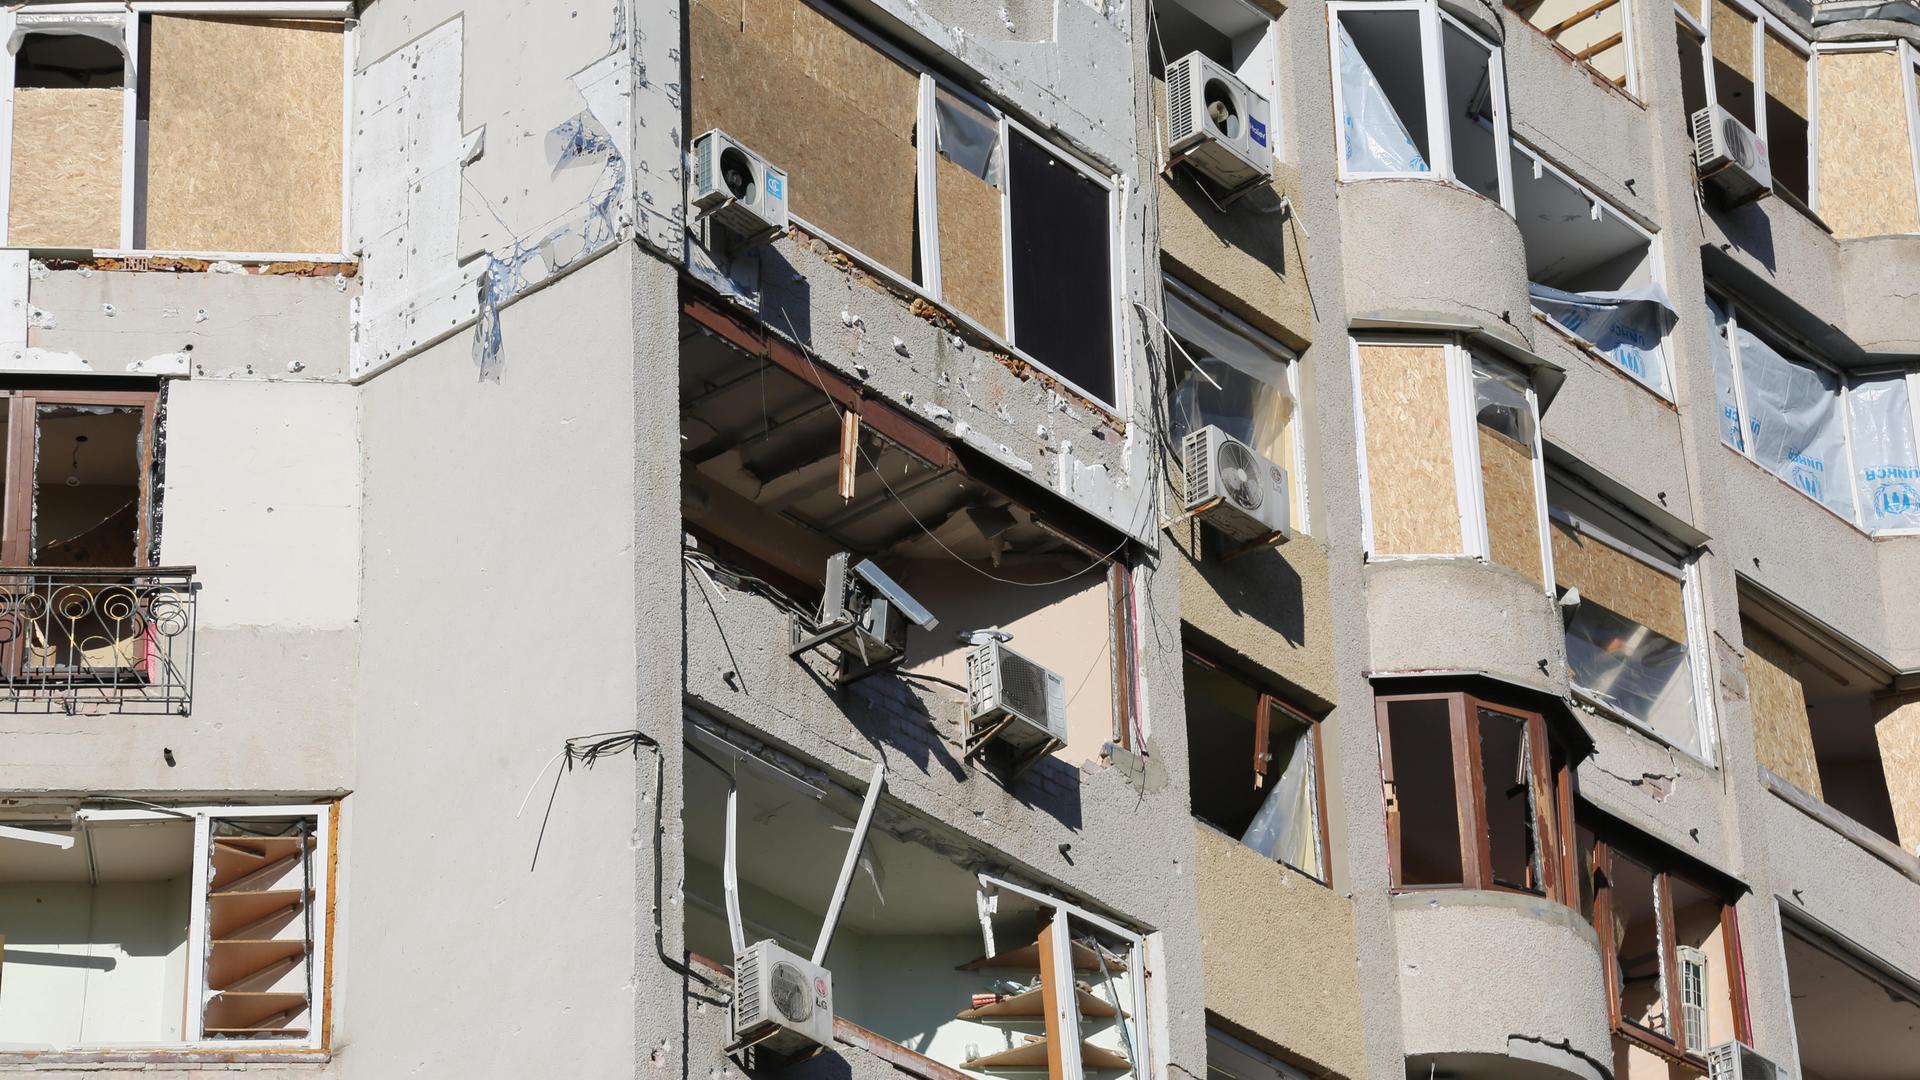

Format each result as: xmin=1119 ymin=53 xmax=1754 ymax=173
xmin=798 ymin=1 xmax=1128 ymax=414
xmin=1685 ymin=0 xmax=1817 ymax=211
xmin=1348 ymin=333 xmax=1554 ymax=594
xmin=1328 ymin=0 xmax=1515 ymax=212
xmin=1161 ymin=274 xmax=1311 ymax=533
xmin=0 ymin=801 xmax=333 ymax=1055
xmin=0 ymin=2 xmax=354 ymax=261
xmin=1511 ymin=138 xmax=1673 ymax=400
xmin=1548 ymin=481 xmax=1718 ymax=764
xmin=1207 ymin=1027 xmax=1313 ymax=1080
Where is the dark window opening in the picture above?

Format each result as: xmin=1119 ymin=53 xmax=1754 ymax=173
xmin=1479 ymin=708 xmax=1543 ymax=893
xmin=1008 ymin=130 xmax=1114 ymax=405
xmin=1384 ymin=697 xmax=1464 ymax=886
xmin=1676 ymin=21 xmax=1708 ymax=138
xmin=15 ymin=33 xmax=124 ymax=89
xmin=1182 ymin=650 xmax=1326 ymax=880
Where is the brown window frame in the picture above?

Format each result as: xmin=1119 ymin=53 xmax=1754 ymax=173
xmin=0 ymin=386 xmax=158 ymax=568
xmin=1183 ymin=647 xmax=1333 ymax=883
xmin=1587 ymin=828 xmax=1753 ymax=1063
xmin=1376 ymin=691 xmax=1573 ymax=902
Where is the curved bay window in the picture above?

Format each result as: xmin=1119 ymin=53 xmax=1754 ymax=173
xmin=1376 ymin=691 xmax=1576 ymax=901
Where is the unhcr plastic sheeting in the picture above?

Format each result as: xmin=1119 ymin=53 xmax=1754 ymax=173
xmin=1339 ymin=23 xmax=1428 ymax=174
xmin=1848 ymin=372 xmax=1920 ymax=531
xmin=1707 ymin=298 xmax=1744 ymax=451
xmin=1531 ymin=283 xmax=1674 ymax=397
xmin=1734 ymin=324 xmax=1855 ymax=520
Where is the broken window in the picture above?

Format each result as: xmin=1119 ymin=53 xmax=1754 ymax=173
xmin=690 ymin=0 xmax=1120 ymax=407
xmin=0 ymin=802 xmax=332 ymax=1051
xmin=1331 ymin=2 xmax=1513 ymax=208
xmin=2 ymin=9 xmax=346 ymax=254
xmin=1377 ymin=691 xmax=1573 ymax=900
xmin=1549 ymin=478 xmax=1710 ymax=758
xmin=1163 ymin=278 xmax=1308 ymax=531
xmin=1585 ymin=821 xmax=1746 ymax=1064
xmin=682 ymin=722 xmax=1152 ymax=1080
xmin=1353 ymin=337 xmax=1551 ymax=585
xmin=1511 ymin=141 xmax=1673 ymax=398
xmin=1678 ymin=0 xmax=1817 ymax=209
xmin=1181 ymin=648 xmax=1326 ymax=881
xmin=1508 ymin=0 xmax=1633 ymax=90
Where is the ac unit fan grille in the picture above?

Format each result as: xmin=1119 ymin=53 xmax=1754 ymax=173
xmin=1216 ymin=439 xmax=1265 ymax=511
xmin=770 ymin=961 xmax=813 ymax=1023
xmin=999 ymin=652 xmax=1051 ymax=721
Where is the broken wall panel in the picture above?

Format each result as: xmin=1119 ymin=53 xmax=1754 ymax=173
xmin=689 ymin=0 xmax=918 ymax=276
xmin=936 ymin=156 xmax=1006 ymax=336
xmin=1358 ymin=344 xmax=1461 ymax=555
xmin=141 ymin=16 xmax=344 ymax=254
xmin=1816 ymin=49 xmax=1920 ymax=239
xmin=1480 ymin=428 xmax=1543 ymax=585
xmin=9 ymin=88 xmax=123 ymax=249
xmin=1742 ymin=620 xmax=1822 ymax=798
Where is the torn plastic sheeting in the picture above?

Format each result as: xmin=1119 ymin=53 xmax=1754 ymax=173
xmin=9 ymin=14 xmax=126 ymax=56
xmin=1338 ymin=23 xmax=1428 ymax=174
xmin=1564 ymin=600 xmax=1700 ymax=757
xmin=546 ymin=110 xmax=616 ymax=176
xmin=1707 ymin=297 xmax=1744 ymax=451
xmin=1735 ymin=325 xmax=1855 ymax=520
xmin=1847 ymin=372 xmax=1920 ymax=531
xmin=936 ymin=86 xmax=1000 ymax=185
xmin=1531 ymin=282 xmax=1674 ymax=397
xmin=1163 ymin=290 xmax=1294 ymax=461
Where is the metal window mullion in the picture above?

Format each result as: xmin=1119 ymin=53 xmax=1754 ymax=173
xmin=120 ymin=10 xmax=139 ymax=249
xmin=1048 ymin=907 xmax=1086 ymax=1080
xmin=338 ymin=11 xmax=354 ymax=257
xmin=1288 ymin=347 xmax=1309 ymax=532
xmin=1488 ymin=39 xmax=1515 ymax=212
xmin=1806 ymin=47 xmax=1820 ymax=212
xmin=1527 ymin=383 xmax=1554 ymax=596
xmin=1699 ymin=4 xmax=1718 ymax=114
xmin=1839 ymin=376 xmax=1864 ymax=527
xmin=997 ymin=114 xmax=1015 ymax=348
xmin=1450 ymin=343 xmax=1488 ymax=559
xmin=1750 ymin=17 xmax=1767 ymax=146
xmin=1349 ymin=338 xmax=1379 ymax=553
xmin=0 ymin=9 xmax=14 ymax=247
xmin=1682 ymin=559 xmax=1718 ymax=763
xmin=1620 ymin=0 xmax=1640 ymax=95
xmin=1904 ymin=41 xmax=1920 ymax=227
xmin=916 ymin=73 xmax=942 ymax=301
xmin=1725 ymin=303 xmax=1756 ymax=462
xmin=1420 ymin=2 xmax=1453 ymax=183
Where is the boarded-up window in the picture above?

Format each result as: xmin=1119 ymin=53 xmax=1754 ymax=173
xmin=689 ymin=0 xmax=919 ymax=278
xmin=933 ymin=89 xmax=1005 ymax=336
xmin=9 ymin=34 xmax=124 ymax=249
xmin=1358 ymin=343 xmax=1460 ymax=555
xmin=1741 ymin=619 xmax=1821 ymax=797
xmin=140 ymin=16 xmax=344 ymax=253
xmin=1474 ymin=362 xmax=1543 ymax=584
xmin=1815 ymin=49 xmax=1920 ymax=239
xmin=1710 ymin=0 xmax=1756 ymax=129
xmin=1764 ymin=31 xmax=1809 ymax=204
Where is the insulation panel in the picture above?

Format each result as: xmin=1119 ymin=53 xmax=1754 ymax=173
xmin=9 ymin=88 xmax=123 ymax=249
xmin=1816 ymin=49 xmax=1920 ymax=239
xmin=1742 ymin=620 xmax=1822 ymax=799
xmin=1479 ymin=427 xmax=1544 ymax=585
xmin=1763 ymin=31 xmax=1807 ymax=118
xmin=1710 ymin=0 xmax=1754 ymax=77
xmin=690 ymin=0 xmax=919 ymax=277
xmin=936 ymin=155 xmax=1005 ymax=336
xmin=142 ymin=16 xmax=343 ymax=253
xmin=1358 ymin=344 xmax=1461 ymax=555
xmin=1548 ymin=520 xmax=1685 ymax=643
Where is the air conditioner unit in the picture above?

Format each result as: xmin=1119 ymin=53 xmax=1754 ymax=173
xmin=792 ymin=553 xmax=938 ymax=681
xmin=1182 ymin=424 xmax=1290 ymax=545
xmin=1692 ymin=106 xmax=1772 ymax=204
xmin=692 ymin=128 xmax=790 ymax=242
xmin=1706 ymin=1041 xmax=1785 ymax=1080
xmin=1165 ymin=51 xmax=1273 ymax=193
xmin=732 ymin=939 xmax=835 ymax=1057
xmin=966 ymin=639 xmax=1068 ymax=759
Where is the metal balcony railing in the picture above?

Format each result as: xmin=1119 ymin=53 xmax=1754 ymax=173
xmin=0 ymin=566 xmax=197 ymax=715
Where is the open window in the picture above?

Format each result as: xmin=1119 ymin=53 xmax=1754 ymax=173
xmin=1376 ymin=690 xmax=1577 ymax=902
xmin=689 ymin=0 xmax=1121 ymax=407
xmin=1679 ymin=0 xmax=1815 ymax=208
xmin=1549 ymin=477 xmax=1713 ymax=759
xmin=1511 ymin=142 xmax=1673 ymax=399
xmin=1330 ymin=1 xmax=1513 ymax=209
xmin=1581 ymin=817 xmax=1748 ymax=1066
xmin=1181 ymin=646 xmax=1328 ymax=881
xmin=1 ymin=7 xmax=347 ymax=255
xmin=1780 ymin=918 xmax=1920 ymax=1080
xmin=1162 ymin=277 xmax=1309 ymax=532
xmin=1508 ymin=0 xmax=1634 ymax=91
xmin=0 ymin=802 xmax=332 ymax=1052
xmin=682 ymin=722 xmax=1152 ymax=1080
xmin=1351 ymin=337 xmax=1552 ymax=588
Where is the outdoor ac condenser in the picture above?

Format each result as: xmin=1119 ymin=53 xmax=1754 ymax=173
xmin=1165 ymin=51 xmax=1273 ymax=193
xmin=966 ymin=639 xmax=1068 ymax=756
xmin=1705 ymin=1041 xmax=1785 ymax=1080
xmin=732 ymin=939 xmax=835 ymax=1056
xmin=692 ymin=128 xmax=790 ymax=242
xmin=1692 ymin=106 xmax=1772 ymax=204
xmin=1182 ymin=424 xmax=1291 ymax=545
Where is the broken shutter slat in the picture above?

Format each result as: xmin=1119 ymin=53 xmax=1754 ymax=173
xmin=838 ymin=410 xmax=861 ymax=500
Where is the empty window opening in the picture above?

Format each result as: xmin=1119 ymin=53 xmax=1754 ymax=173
xmin=1441 ymin=22 xmax=1502 ymax=202
xmin=1608 ymin=853 xmax=1667 ymax=1039
xmin=1181 ymin=648 xmax=1326 ymax=880
xmin=1336 ymin=9 xmax=1431 ymax=174
xmin=1710 ymin=0 xmax=1757 ymax=130
xmin=1509 ymin=0 xmax=1631 ymax=88
xmin=1381 ymin=697 xmax=1464 ymax=887
xmin=682 ymin=730 xmax=1148 ymax=1079
xmin=1782 ymin=923 xmax=1920 ymax=1080
xmin=9 ymin=33 xmax=125 ymax=250
xmin=1478 ymin=708 xmax=1543 ymax=893
xmin=1676 ymin=18 xmax=1708 ymax=134
xmin=1685 ymin=0 xmax=1818 ymax=211
xmin=1763 ymin=31 xmax=1810 ymax=204
xmin=1007 ymin=131 xmax=1116 ymax=405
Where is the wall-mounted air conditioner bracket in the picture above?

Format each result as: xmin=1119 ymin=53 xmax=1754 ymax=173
xmin=964 ymin=716 xmax=1063 ymax=780
xmin=788 ymin=613 xmax=901 ymax=686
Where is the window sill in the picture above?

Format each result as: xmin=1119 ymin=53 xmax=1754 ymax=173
xmin=1613 ymin=1025 xmax=1704 ymax=1073
xmin=1760 ymin=765 xmax=1920 ymax=885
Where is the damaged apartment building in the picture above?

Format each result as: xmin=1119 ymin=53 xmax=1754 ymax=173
xmin=3 ymin=0 xmax=1920 ymax=1075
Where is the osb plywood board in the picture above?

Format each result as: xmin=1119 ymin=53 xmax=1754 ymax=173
xmin=1547 ymin=518 xmax=1685 ymax=643
xmin=143 ymin=17 xmax=342 ymax=253
xmin=691 ymin=0 xmax=917 ymax=276
xmin=1358 ymin=344 xmax=1460 ymax=555
xmin=1816 ymin=50 xmax=1920 ymax=239
xmin=1873 ymin=696 xmax=1920 ymax=853
xmin=936 ymin=155 xmax=1004 ymax=335
xmin=1742 ymin=619 xmax=1822 ymax=799
xmin=10 ymin=88 xmax=122 ymax=249
xmin=1479 ymin=427 xmax=1543 ymax=585
xmin=1763 ymin=30 xmax=1807 ymax=118
xmin=1711 ymin=0 xmax=1754 ymax=76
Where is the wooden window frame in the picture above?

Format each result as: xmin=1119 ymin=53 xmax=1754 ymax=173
xmin=1183 ymin=646 xmax=1332 ymax=883
xmin=0 ymin=386 xmax=158 ymax=569
xmin=1587 ymin=827 xmax=1752 ymax=1063
xmin=1376 ymin=690 xmax=1570 ymax=902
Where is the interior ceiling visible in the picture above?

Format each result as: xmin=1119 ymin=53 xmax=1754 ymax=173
xmin=1511 ymin=152 xmax=1646 ymax=288
xmin=1786 ymin=928 xmax=1920 ymax=1080
xmin=0 ymin=818 xmax=192 ymax=883
xmin=679 ymin=321 xmax=1085 ymax=569
xmin=682 ymin=748 xmax=983 ymax=935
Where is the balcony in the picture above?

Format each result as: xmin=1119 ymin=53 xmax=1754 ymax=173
xmin=0 ymin=566 xmax=197 ymax=715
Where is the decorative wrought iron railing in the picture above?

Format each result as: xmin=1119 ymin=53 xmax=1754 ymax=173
xmin=0 ymin=566 xmax=197 ymax=714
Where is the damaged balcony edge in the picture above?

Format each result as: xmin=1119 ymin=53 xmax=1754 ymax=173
xmin=1761 ymin=765 xmax=1920 ymax=884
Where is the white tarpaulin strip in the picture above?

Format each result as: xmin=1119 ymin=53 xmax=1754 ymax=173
xmin=1530 ymin=282 xmax=1673 ymax=397
xmin=1735 ymin=324 xmax=1855 ymax=520
xmin=1707 ymin=298 xmax=1745 ymax=451
xmin=1338 ymin=23 xmax=1428 ymax=174
xmin=1848 ymin=372 xmax=1920 ymax=531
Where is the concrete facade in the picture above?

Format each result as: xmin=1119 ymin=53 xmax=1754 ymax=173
xmin=1 ymin=0 xmax=1919 ymax=1078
